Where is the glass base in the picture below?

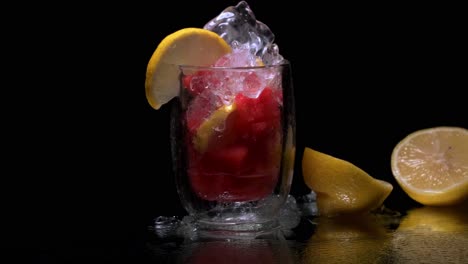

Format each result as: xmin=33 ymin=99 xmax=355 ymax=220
xmin=150 ymin=215 xmax=284 ymax=242
xmin=151 ymin=195 xmax=304 ymax=242
xmin=178 ymin=214 xmax=283 ymax=241
xmin=196 ymin=219 xmax=281 ymax=240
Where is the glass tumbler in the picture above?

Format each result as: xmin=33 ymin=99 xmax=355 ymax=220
xmin=170 ymin=61 xmax=295 ymax=237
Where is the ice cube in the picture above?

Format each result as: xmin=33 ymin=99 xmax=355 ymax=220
xmin=278 ymin=195 xmax=301 ymax=230
xmin=214 ymin=48 xmax=258 ymax=67
xmin=186 ymin=89 xmax=224 ymax=130
xmin=204 ymin=1 xmax=284 ymax=65
xmin=296 ymin=191 xmax=319 ymax=217
xmin=211 ymin=80 xmax=236 ymax=106
xmin=152 ymin=216 xmax=181 ymax=240
xmin=261 ymin=43 xmax=284 ymax=66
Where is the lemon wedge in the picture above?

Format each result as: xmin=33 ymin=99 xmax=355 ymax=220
xmin=302 ymin=147 xmax=393 ymax=216
xmin=391 ymin=126 xmax=468 ymax=206
xmin=193 ymin=103 xmax=236 ymax=153
xmin=145 ymin=28 xmax=231 ymax=110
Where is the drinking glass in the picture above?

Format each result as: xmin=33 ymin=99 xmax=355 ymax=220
xmin=170 ymin=61 xmax=295 ymax=237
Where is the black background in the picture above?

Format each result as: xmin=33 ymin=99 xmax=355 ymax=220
xmin=4 ymin=0 xmax=466 ymax=261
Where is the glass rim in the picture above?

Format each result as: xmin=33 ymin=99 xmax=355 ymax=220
xmin=178 ymin=59 xmax=290 ymax=71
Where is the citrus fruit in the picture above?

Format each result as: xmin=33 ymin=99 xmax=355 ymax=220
xmin=193 ymin=103 xmax=236 ymax=153
xmin=145 ymin=28 xmax=231 ymax=110
xmin=302 ymin=147 xmax=393 ymax=216
xmin=391 ymin=126 xmax=468 ymax=206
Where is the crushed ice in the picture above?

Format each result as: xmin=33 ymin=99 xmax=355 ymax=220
xmin=181 ymin=0 xmax=286 ymax=104
xmin=204 ymin=1 xmax=285 ymax=65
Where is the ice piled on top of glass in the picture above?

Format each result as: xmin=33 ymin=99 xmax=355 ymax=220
xmin=186 ymin=0 xmax=284 ymax=118
xmin=204 ymin=1 xmax=284 ymax=66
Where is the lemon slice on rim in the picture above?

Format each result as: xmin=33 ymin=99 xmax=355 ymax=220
xmin=391 ymin=126 xmax=468 ymax=206
xmin=145 ymin=28 xmax=231 ymax=110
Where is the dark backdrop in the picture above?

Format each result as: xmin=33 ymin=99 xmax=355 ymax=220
xmin=4 ymin=0 xmax=466 ymax=259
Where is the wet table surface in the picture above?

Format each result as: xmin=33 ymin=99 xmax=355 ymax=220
xmin=18 ymin=199 xmax=468 ymax=263
xmin=146 ymin=202 xmax=468 ymax=264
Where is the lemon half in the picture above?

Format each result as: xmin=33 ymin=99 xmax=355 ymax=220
xmin=391 ymin=126 xmax=468 ymax=206
xmin=145 ymin=28 xmax=231 ymax=110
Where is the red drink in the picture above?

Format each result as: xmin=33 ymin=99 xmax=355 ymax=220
xmin=182 ymin=65 xmax=283 ymax=202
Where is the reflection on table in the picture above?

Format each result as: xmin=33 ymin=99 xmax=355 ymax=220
xmin=147 ymin=203 xmax=468 ymax=263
